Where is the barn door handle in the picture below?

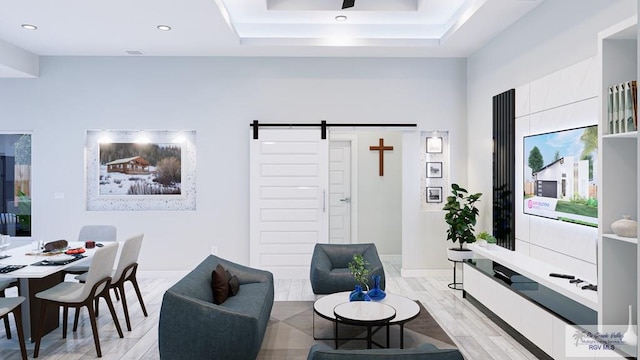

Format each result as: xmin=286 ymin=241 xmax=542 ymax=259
xmin=322 ymin=190 xmax=326 ymax=212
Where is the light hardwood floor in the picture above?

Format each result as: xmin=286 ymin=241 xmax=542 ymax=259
xmin=0 ymin=260 xmax=538 ymax=359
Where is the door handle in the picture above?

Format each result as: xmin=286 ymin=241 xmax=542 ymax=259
xmin=339 ymin=197 xmax=351 ymax=203
xmin=322 ymin=190 xmax=326 ymax=212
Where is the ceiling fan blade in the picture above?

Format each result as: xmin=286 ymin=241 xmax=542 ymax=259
xmin=342 ymin=0 xmax=355 ymax=9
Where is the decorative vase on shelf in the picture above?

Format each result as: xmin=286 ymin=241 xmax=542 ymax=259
xmin=349 ymin=285 xmax=371 ymax=302
xmin=367 ymin=275 xmax=386 ymax=301
xmin=611 ymin=215 xmax=638 ymax=238
xmin=623 ymin=304 xmax=637 ymax=347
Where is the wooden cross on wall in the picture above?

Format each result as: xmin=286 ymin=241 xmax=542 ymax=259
xmin=369 ymin=138 xmax=394 ymax=176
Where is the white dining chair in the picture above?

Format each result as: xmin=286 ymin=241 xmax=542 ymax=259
xmin=0 ymin=278 xmax=18 ymax=339
xmin=78 ymin=225 xmax=117 ymax=243
xmin=33 ymin=242 xmax=123 ymax=358
xmin=0 ymin=296 xmax=27 ymax=360
xmin=75 ymin=233 xmax=147 ymax=331
xmin=64 ymin=225 xmax=117 ymax=276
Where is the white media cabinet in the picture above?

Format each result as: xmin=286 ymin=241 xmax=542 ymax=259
xmin=464 ymin=245 xmax=629 ymax=360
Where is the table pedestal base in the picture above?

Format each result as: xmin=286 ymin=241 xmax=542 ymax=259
xmin=18 ymin=272 xmax=64 ymax=341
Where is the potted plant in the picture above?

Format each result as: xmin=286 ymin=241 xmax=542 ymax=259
xmin=486 ymin=235 xmax=498 ymax=250
xmin=476 ymin=231 xmax=496 ymax=248
xmin=443 ymin=183 xmax=482 ymax=261
xmin=348 ymin=253 xmax=371 ymax=301
xmin=348 ymin=253 xmax=370 ymax=291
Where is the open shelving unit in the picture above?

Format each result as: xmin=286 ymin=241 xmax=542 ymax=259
xmin=597 ymin=15 xmax=638 ymax=356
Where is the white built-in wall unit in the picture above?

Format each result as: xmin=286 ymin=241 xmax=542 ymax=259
xmin=512 ymin=57 xmax=599 ymax=283
xmin=465 ymin=16 xmax=640 ymax=360
xmin=465 ymin=58 xmax=602 ymax=360
xmin=598 ymin=14 xmax=638 ymax=353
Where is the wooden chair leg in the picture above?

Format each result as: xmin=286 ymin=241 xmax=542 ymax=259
xmin=33 ymin=300 xmax=48 ymax=358
xmin=62 ymin=306 xmax=68 ymax=339
xmin=102 ymin=291 xmax=124 ymax=338
xmin=73 ymin=307 xmax=81 ymax=331
xmin=3 ymin=314 xmax=11 ymax=339
xmin=12 ymin=305 xmax=27 ymax=360
xmin=1 ymin=289 xmax=10 ymax=339
xmin=118 ymin=284 xmax=132 ymax=331
xmin=86 ymin=302 xmax=102 ymax=358
xmin=130 ymin=277 xmax=148 ymax=317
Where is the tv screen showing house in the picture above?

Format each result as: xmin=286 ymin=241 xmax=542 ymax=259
xmin=523 ymin=125 xmax=597 ymax=227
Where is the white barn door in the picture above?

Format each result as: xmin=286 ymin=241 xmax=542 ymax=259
xmin=249 ymin=129 xmax=329 ymax=279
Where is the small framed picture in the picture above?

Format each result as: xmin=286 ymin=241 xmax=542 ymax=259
xmin=426 ymin=186 xmax=443 ymax=203
xmin=426 ymin=137 xmax=443 ymax=153
xmin=426 ymin=162 xmax=443 ymax=178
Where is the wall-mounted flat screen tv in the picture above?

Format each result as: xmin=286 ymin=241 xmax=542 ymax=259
xmin=523 ymin=125 xmax=598 ymax=227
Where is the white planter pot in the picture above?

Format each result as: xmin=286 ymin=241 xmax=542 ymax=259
xmin=447 ymin=248 xmax=474 ymax=262
xmin=477 ymin=239 xmax=487 ymax=247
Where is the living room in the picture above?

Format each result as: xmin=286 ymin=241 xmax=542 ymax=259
xmin=0 ymin=0 xmax=637 ymax=359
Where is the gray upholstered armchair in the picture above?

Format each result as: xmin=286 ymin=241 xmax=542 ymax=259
xmin=158 ymin=255 xmax=274 ymax=360
xmin=310 ymin=243 xmax=385 ymax=295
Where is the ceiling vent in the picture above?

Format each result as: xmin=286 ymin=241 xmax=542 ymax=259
xmin=342 ymin=0 xmax=355 ymax=9
xmin=125 ymin=50 xmax=144 ymax=56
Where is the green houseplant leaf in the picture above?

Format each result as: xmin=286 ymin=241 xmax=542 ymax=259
xmin=348 ymin=253 xmax=370 ymax=291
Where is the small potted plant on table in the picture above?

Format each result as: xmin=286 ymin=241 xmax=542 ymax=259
xmin=348 ymin=253 xmax=371 ymax=301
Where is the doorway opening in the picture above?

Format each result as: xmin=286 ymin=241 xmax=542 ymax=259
xmin=329 ymin=137 xmax=356 ymax=244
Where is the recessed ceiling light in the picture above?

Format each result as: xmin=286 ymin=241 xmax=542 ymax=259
xmin=335 ymin=15 xmax=348 ymax=22
xmin=21 ymin=24 xmax=37 ymax=30
xmin=157 ymin=25 xmax=172 ymax=31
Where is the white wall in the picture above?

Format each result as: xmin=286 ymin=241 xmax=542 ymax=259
xmin=351 ymin=130 xmax=402 ymax=256
xmin=468 ymin=0 xmax=636 ymax=229
xmin=0 ymin=56 xmax=467 ymax=273
xmin=515 ymin=58 xmax=600 ymax=281
xmin=467 ymin=0 xmax=635 ymax=270
xmin=0 ymin=1 xmax=632 ymax=276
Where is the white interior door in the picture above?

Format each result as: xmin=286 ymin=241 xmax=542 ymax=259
xmin=249 ymin=128 xmax=329 ymax=279
xmin=329 ymin=141 xmax=351 ymax=244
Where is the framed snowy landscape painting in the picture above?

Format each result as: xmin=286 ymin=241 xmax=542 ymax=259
xmin=86 ymin=130 xmax=196 ymax=211
xmin=99 ymin=143 xmax=182 ymax=196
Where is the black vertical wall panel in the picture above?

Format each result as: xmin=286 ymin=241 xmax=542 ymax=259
xmin=493 ymin=89 xmax=516 ymax=250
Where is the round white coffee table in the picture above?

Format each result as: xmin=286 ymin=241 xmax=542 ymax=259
xmin=313 ymin=291 xmax=420 ymax=349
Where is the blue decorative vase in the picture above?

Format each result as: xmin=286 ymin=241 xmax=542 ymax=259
xmin=367 ymin=275 xmax=386 ymax=301
xmin=349 ymin=285 xmax=371 ymax=302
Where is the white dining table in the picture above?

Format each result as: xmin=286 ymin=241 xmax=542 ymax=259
xmin=0 ymin=241 xmax=97 ymax=341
